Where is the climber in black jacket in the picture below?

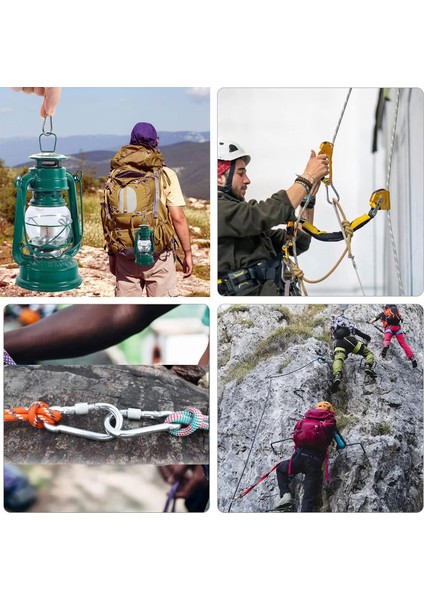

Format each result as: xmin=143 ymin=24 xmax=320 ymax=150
xmin=330 ymin=315 xmax=376 ymax=393
xmin=275 ymin=401 xmax=346 ymax=512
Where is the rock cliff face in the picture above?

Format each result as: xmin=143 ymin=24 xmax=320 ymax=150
xmin=217 ymin=304 xmax=423 ymax=513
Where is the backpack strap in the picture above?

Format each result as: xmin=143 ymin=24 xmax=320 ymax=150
xmin=153 ymin=170 xmax=160 ymax=219
xmin=324 ymin=450 xmax=330 ymax=483
xmin=288 ymin=452 xmax=293 ymax=476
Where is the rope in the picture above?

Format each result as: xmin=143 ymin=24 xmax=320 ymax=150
xmin=227 ymin=355 xmax=326 ymax=510
xmin=227 ymin=378 xmax=272 ymax=512
xmin=165 ymin=408 xmax=209 ymax=437
xmin=289 ymin=88 xmax=367 ymax=294
xmin=163 ymin=481 xmax=180 ymax=512
xmin=332 ymin=88 xmax=352 ymax=143
xmin=4 ymin=401 xmax=62 ymax=428
xmin=331 ymin=200 xmax=366 ymax=295
xmin=385 ymin=88 xmax=405 ymax=295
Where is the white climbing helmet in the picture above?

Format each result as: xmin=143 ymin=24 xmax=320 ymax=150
xmin=218 ymin=140 xmax=251 ymax=165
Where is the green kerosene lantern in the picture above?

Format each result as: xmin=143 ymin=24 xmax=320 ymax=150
xmin=12 ymin=128 xmax=84 ymax=292
xmin=134 ymin=224 xmax=155 ymax=266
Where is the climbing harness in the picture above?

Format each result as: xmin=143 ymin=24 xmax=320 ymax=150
xmin=4 ymin=401 xmax=209 ymax=441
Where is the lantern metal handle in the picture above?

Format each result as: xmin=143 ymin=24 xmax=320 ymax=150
xmin=39 ymin=116 xmax=57 ymax=153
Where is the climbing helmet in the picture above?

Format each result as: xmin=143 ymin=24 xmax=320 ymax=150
xmin=315 ymin=401 xmax=335 ymax=413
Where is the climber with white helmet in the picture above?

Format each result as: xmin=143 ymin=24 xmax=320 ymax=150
xmin=217 ymin=140 xmax=329 ymax=296
xmin=330 ymin=314 xmax=376 ymax=393
xmin=275 ymin=401 xmax=346 ymax=512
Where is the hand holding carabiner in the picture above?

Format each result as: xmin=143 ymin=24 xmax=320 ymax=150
xmin=302 ymin=149 xmax=330 ymax=186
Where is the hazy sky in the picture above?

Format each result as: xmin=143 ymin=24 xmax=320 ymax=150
xmin=0 ymin=87 xmax=210 ymax=138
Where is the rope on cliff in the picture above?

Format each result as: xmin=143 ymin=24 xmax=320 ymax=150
xmin=227 ymin=354 xmax=327 ymax=512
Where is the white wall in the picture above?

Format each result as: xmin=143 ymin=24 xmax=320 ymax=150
xmin=218 ymin=88 xmax=423 ymax=296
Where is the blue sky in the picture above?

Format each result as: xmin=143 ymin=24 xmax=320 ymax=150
xmin=0 ymin=87 xmax=210 ymax=138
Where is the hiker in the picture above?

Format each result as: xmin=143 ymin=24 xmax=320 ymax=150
xmin=330 ymin=314 xmax=376 ymax=392
xmin=217 ymin=140 xmax=329 ymax=296
xmin=275 ymin=401 xmax=346 ymax=512
xmin=369 ymin=305 xmax=417 ymax=367
xmin=102 ymin=122 xmax=193 ymax=297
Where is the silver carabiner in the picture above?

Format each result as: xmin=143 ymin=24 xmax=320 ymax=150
xmin=43 ymin=402 xmax=124 ymax=441
xmin=325 ymin=182 xmax=340 ymax=205
xmin=103 ymin=409 xmax=181 ymax=439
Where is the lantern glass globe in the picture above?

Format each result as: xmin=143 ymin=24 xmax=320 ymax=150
xmin=25 ymin=204 xmax=73 ymax=257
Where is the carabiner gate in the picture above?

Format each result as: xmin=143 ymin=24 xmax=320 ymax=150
xmin=43 ymin=402 xmax=124 ymax=441
xmin=103 ymin=409 xmax=181 ymax=438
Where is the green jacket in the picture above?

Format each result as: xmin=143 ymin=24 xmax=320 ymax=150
xmin=218 ymin=189 xmax=311 ymax=275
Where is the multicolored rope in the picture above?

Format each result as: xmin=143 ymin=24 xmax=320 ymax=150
xmin=165 ymin=407 xmax=209 ymax=437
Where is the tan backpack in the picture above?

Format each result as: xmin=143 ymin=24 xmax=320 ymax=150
xmin=101 ymin=145 xmax=176 ymax=255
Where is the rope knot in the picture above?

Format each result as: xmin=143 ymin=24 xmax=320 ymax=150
xmin=291 ymin=263 xmax=304 ymax=280
xmin=4 ymin=401 xmax=62 ymax=428
xmin=165 ymin=407 xmax=209 ymax=437
xmin=341 ymin=219 xmax=354 ymax=237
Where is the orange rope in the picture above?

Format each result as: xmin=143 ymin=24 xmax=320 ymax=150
xmin=4 ymin=401 xmax=62 ymax=429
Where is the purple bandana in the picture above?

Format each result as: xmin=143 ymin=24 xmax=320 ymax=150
xmin=130 ymin=122 xmax=158 ymax=148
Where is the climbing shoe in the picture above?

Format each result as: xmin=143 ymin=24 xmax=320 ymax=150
xmin=411 ymin=358 xmax=417 ymax=368
xmin=274 ymin=492 xmax=293 ymax=512
xmin=365 ymin=366 xmax=377 ymax=378
xmin=330 ymin=375 xmax=342 ymax=393
xmin=381 ymin=346 xmax=388 ymax=358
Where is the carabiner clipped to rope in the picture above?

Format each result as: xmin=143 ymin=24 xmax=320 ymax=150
xmin=104 ymin=407 xmax=209 ymax=438
xmin=5 ymin=401 xmax=209 ymax=441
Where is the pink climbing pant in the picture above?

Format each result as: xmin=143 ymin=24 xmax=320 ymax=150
xmin=383 ymin=326 xmax=414 ymax=358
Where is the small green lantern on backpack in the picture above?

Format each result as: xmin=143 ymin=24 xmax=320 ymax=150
xmin=134 ymin=225 xmax=155 ymax=266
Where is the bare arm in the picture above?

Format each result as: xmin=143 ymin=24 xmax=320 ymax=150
xmin=168 ymin=206 xmax=193 ymax=277
xmin=286 ymin=150 xmax=329 ymax=209
xmin=4 ymin=304 xmax=176 ymax=363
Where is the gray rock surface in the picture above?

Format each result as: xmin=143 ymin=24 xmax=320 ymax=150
xmin=217 ymin=304 xmax=423 ymax=513
xmin=4 ymin=365 xmax=209 ymax=465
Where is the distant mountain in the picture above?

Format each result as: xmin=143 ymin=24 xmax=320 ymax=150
xmin=0 ymin=131 xmax=210 ymax=168
xmin=12 ymin=140 xmax=211 ymax=200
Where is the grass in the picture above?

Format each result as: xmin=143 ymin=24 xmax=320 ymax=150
xmin=184 ymin=204 xmax=210 ymax=239
xmin=375 ymin=422 xmax=391 ymax=436
xmin=220 ymin=305 xmax=330 ymax=384
xmin=82 ymin=194 xmax=210 ymax=249
xmin=228 ymin=305 xmax=251 ymax=313
xmin=225 ymin=358 xmax=258 ymax=384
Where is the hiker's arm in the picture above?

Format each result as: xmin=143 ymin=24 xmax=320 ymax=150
xmin=4 ymin=304 xmax=176 ymax=363
xmin=334 ymin=427 xmax=347 ymax=449
xmin=168 ymin=206 xmax=193 ymax=278
xmin=369 ymin=312 xmax=384 ymax=324
xmin=352 ymin=328 xmax=371 ymax=342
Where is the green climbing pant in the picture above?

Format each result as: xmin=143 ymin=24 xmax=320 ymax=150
xmin=333 ymin=335 xmax=375 ymax=376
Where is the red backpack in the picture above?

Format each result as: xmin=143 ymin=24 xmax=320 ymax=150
xmin=292 ymin=408 xmax=336 ymax=452
xmin=289 ymin=408 xmax=336 ymax=482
